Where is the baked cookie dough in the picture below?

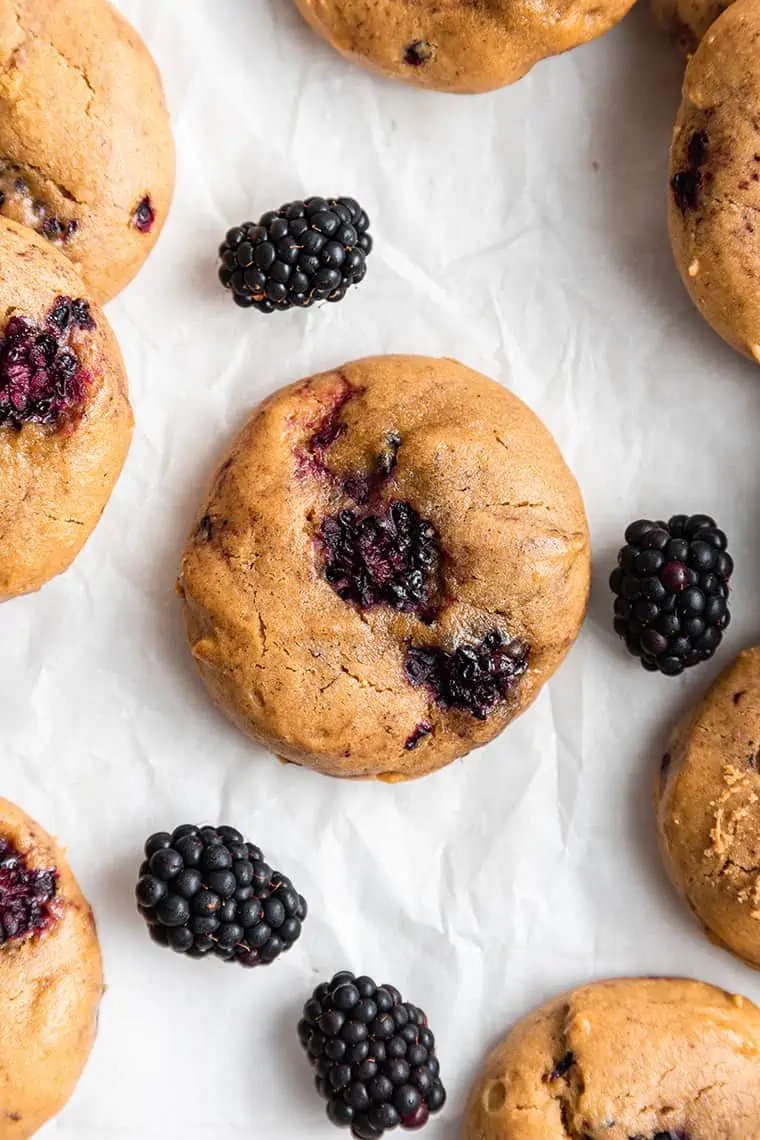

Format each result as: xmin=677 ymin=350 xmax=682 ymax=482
xmin=0 ymin=796 xmax=103 ymax=1138
xmin=179 ymin=355 xmax=590 ymax=781
xmin=293 ymin=0 xmax=637 ymax=94
xmin=0 ymin=0 xmax=175 ymax=303
xmin=668 ymin=0 xmax=760 ymax=361
xmin=0 ymin=217 xmax=133 ymax=601
xmin=652 ymin=0 xmax=734 ymax=53
xmin=657 ymin=647 xmax=760 ymax=967
xmin=463 ymin=977 xmax=760 ymax=1139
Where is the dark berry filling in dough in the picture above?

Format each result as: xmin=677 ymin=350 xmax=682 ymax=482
xmin=405 ymin=721 xmax=433 ymax=750
xmin=404 ymin=41 xmax=435 ymax=65
xmin=0 ymin=837 xmax=57 ymax=944
xmin=319 ymin=500 xmax=440 ymax=613
xmin=133 ymin=195 xmax=156 ymax=234
xmin=0 ymin=166 xmax=78 ymax=244
xmin=671 ymin=129 xmax=708 ymax=213
xmin=0 ymin=296 xmax=95 ymax=428
xmin=405 ymin=630 xmax=529 ymax=719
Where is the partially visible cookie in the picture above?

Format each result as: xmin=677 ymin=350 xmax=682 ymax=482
xmin=293 ymin=0 xmax=637 ymax=94
xmin=0 ymin=796 xmax=103 ymax=1138
xmin=0 ymin=217 xmax=133 ymax=601
xmin=0 ymin=0 xmax=175 ymax=302
xmin=179 ymin=355 xmax=590 ymax=781
xmin=668 ymin=0 xmax=760 ymax=362
xmin=657 ymin=647 xmax=760 ymax=967
xmin=463 ymin=977 xmax=760 ymax=1140
xmin=652 ymin=0 xmax=734 ymax=53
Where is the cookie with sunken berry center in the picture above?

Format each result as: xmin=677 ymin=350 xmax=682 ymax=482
xmin=178 ymin=355 xmax=590 ymax=780
xmin=0 ymin=0 xmax=174 ymax=302
xmin=0 ymin=218 xmax=132 ymax=600
xmin=463 ymin=977 xmax=760 ymax=1140
xmin=0 ymin=796 xmax=103 ymax=1139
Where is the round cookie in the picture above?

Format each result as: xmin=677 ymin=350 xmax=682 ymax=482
xmin=0 ymin=796 xmax=103 ymax=1138
xmin=657 ymin=647 xmax=760 ymax=967
xmin=179 ymin=355 xmax=590 ymax=781
xmin=0 ymin=217 xmax=133 ymax=601
xmin=463 ymin=977 xmax=760 ymax=1140
xmin=0 ymin=0 xmax=175 ymax=303
xmin=652 ymin=0 xmax=734 ymax=53
xmin=293 ymin=0 xmax=637 ymax=94
xmin=668 ymin=0 xmax=760 ymax=362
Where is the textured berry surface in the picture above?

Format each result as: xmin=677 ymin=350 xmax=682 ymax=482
xmin=219 ymin=196 xmax=372 ymax=313
xmin=298 ymin=971 xmax=446 ymax=1138
xmin=0 ymin=166 xmax=79 ymax=245
xmin=610 ymin=515 xmax=732 ymax=676
xmin=0 ymin=296 xmax=94 ymax=428
xmin=319 ymin=501 xmax=439 ymax=614
xmin=405 ymin=630 xmax=529 ymax=719
xmin=0 ymin=836 xmax=57 ymax=944
xmin=135 ymin=825 xmax=307 ymax=966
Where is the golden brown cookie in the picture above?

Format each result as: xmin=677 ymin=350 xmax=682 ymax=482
xmin=0 ymin=0 xmax=175 ymax=303
xmin=293 ymin=0 xmax=637 ymax=94
xmin=463 ymin=977 xmax=760 ymax=1140
xmin=0 ymin=217 xmax=133 ymax=601
xmin=179 ymin=355 xmax=590 ymax=781
xmin=657 ymin=647 xmax=760 ymax=967
xmin=652 ymin=0 xmax=734 ymax=53
xmin=0 ymin=796 xmax=103 ymax=1138
xmin=668 ymin=0 xmax=760 ymax=362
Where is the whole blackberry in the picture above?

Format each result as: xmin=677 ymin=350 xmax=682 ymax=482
xmin=298 ymin=972 xmax=446 ymax=1138
xmin=135 ymin=825 xmax=307 ymax=966
xmin=218 ymin=196 xmax=372 ymax=313
xmin=610 ymin=515 xmax=732 ymax=676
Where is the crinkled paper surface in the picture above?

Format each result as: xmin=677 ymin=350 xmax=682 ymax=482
xmin=6 ymin=1 xmax=760 ymax=1136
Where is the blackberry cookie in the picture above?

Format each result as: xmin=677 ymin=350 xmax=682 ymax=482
xmin=0 ymin=796 xmax=103 ymax=1138
xmin=293 ymin=0 xmax=636 ymax=94
xmin=463 ymin=977 xmax=760 ymax=1139
xmin=657 ymin=648 xmax=760 ymax=967
xmin=668 ymin=0 xmax=760 ymax=362
xmin=652 ymin=0 xmax=734 ymax=53
xmin=0 ymin=217 xmax=133 ymax=601
xmin=0 ymin=0 xmax=174 ymax=302
xmin=178 ymin=355 xmax=590 ymax=781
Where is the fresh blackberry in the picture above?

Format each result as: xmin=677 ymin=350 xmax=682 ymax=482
xmin=298 ymin=972 xmax=446 ymax=1138
xmin=319 ymin=501 xmax=440 ymax=614
xmin=610 ymin=515 xmax=732 ymax=676
xmin=218 ymin=196 xmax=372 ymax=313
xmin=135 ymin=825 xmax=307 ymax=966
xmin=405 ymin=630 xmax=529 ymax=719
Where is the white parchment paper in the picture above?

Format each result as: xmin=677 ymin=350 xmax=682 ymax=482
xmin=5 ymin=1 xmax=760 ymax=1135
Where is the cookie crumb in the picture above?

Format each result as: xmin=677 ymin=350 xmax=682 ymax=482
xmin=688 ymin=258 xmax=699 ymax=277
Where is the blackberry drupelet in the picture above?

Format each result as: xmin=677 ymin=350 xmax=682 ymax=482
xmin=218 ymin=196 xmax=372 ymax=313
xmin=135 ymin=825 xmax=307 ymax=966
xmin=298 ymin=972 xmax=446 ymax=1138
xmin=405 ymin=630 xmax=529 ymax=720
xmin=319 ymin=501 xmax=439 ymax=614
xmin=610 ymin=515 xmax=732 ymax=676
xmin=0 ymin=837 xmax=57 ymax=943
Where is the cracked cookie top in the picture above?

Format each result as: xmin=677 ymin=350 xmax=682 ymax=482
xmin=464 ymin=977 xmax=760 ymax=1139
xmin=657 ymin=647 xmax=760 ymax=968
xmin=178 ymin=354 xmax=590 ymax=781
xmin=0 ymin=216 xmax=133 ymax=600
xmin=0 ymin=0 xmax=175 ymax=302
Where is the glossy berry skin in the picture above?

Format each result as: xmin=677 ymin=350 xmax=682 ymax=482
xmin=298 ymin=971 xmax=446 ymax=1138
xmin=609 ymin=515 xmax=732 ymax=676
xmin=405 ymin=629 xmax=529 ymax=720
xmin=218 ymin=196 xmax=372 ymax=313
xmin=135 ymin=825 xmax=307 ymax=967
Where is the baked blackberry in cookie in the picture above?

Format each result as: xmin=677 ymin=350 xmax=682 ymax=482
xmin=463 ymin=977 xmax=760 ymax=1139
xmin=0 ymin=217 xmax=133 ymax=601
xmin=657 ymin=648 xmax=760 ymax=968
xmin=293 ymin=0 xmax=637 ymax=94
xmin=178 ymin=355 xmax=590 ymax=781
xmin=668 ymin=0 xmax=760 ymax=362
xmin=0 ymin=796 xmax=103 ymax=1138
xmin=0 ymin=0 xmax=175 ymax=302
